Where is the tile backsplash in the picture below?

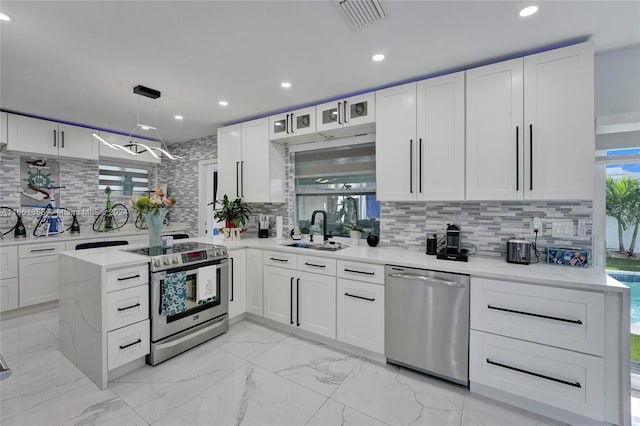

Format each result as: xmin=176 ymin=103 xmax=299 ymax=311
xmin=380 ymin=200 xmax=592 ymax=257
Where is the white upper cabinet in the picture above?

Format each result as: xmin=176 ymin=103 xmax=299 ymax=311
xmin=97 ymin=131 xmax=161 ymax=164
xmin=217 ymin=119 xmax=286 ymax=203
xmin=269 ymin=106 xmax=316 ymax=141
xmin=376 ymin=72 xmax=465 ymax=201
xmin=7 ymin=114 xmax=98 ymax=160
xmin=0 ymin=112 xmax=7 ymax=145
xmin=466 ymin=42 xmax=594 ymax=201
xmin=316 ymin=93 xmax=375 ymax=133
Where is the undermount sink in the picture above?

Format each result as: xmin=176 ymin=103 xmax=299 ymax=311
xmin=284 ymin=241 xmax=348 ymax=251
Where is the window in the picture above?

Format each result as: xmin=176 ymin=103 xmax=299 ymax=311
xmin=98 ymin=163 xmax=150 ymax=196
xmin=294 ymin=143 xmax=380 ymax=237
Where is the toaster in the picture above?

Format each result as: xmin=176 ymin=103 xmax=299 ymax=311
xmin=507 ymin=239 xmax=531 ymax=264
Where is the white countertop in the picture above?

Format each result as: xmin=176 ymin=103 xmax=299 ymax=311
xmin=58 ymin=235 xmax=629 ymax=293
xmin=0 ymin=222 xmax=188 ymax=247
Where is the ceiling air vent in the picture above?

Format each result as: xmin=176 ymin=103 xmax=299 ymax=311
xmin=334 ymin=0 xmax=386 ymax=29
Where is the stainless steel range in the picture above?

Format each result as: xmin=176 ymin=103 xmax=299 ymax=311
xmin=126 ymin=242 xmax=229 ymax=365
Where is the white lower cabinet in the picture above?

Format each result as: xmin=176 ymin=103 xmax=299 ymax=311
xmin=107 ymin=319 xmax=150 ymax=370
xmin=0 ymin=278 xmax=19 ymax=312
xmin=264 ymin=265 xmax=295 ymax=325
xmin=106 ymin=284 xmax=149 ymax=331
xmin=19 ymin=254 xmax=60 ymax=306
xmin=246 ymin=249 xmax=263 ymax=315
xmin=0 ymin=245 xmax=18 ymax=312
xmin=470 ymin=331 xmax=604 ymax=421
xmin=337 ymin=278 xmax=384 ymax=354
xmin=229 ymin=249 xmax=247 ymax=319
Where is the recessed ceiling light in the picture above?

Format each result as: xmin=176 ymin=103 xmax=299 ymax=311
xmin=280 ymin=82 xmax=291 ymax=88
xmin=519 ymin=5 xmax=538 ymax=17
xmin=140 ymin=125 xmax=151 ymax=130
xmin=174 ymin=115 xmax=183 ymax=120
xmin=0 ymin=12 xmax=13 ymax=22
xmin=372 ymin=54 xmax=385 ymax=62
xmin=219 ymin=100 xmax=228 ymax=106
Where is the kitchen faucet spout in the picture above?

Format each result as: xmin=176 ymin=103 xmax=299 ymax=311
xmin=310 ymin=210 xmax=329 ymax=242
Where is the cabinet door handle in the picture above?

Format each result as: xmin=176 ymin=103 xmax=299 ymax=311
xmin=344 ymin=292 xmax=375 ymax=302
xmin=240 ymin=161 xmax=244 ymax=197
xmin=409 ymin=139 xmax=413 ymax=194
xmin=119 ymin=339 xmax=142 ymax=350
xmin=529 ymin=124 xmax=533 ymax=191
xmin=290 ymin=277 xmax=294 ymax=325
xmin=304 ymin=262 xmax=326 ymax=268
xmin=343 ymin=100 xmax=348 ymax=123
xmin=487 ymin=305 xmax=583 ymax=324
xmin=290 ymin=114 xmax=295 ymax=134
xmin=30 ymin=247 xmax=56 ymax=253
xmin=117 ymin=303 xmax=141 ymax=312
xmin=117 ymin=273 xmax=140 ymax=281
xmin=236 ymin=161 xmax=240 ymax=197
xmin=53 ymin=129 xmax=57 ymax=147
xmin=286 ymin=114 xmax=290 ymax=135
xmin=486 ymin=359 xmax=581 ymax=388
xmin=296 ymin=278 xmax=300 ymax=326
xmin=344 ymin=268 xmax=375 ymax=276
xmin=515 ymin=126 xmax=519 ymax=191
xmin=270 ymin=257 xmax=288 ymax=262
xmin=337 ymin=103 xmax=341 ymax=125
xmin=61 ymin=130 xmax=65 ymax=148
xmin=418 ymin=138 xmax=423 ymax=193
xmin=230 ymin=257 xmax=235 ymax=302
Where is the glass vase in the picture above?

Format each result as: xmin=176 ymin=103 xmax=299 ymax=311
xmin=144 ymin=209 xmax=169 ymax=247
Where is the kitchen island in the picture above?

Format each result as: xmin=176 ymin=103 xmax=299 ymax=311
xmin=58 ymin=236 xmax=630 ymax=425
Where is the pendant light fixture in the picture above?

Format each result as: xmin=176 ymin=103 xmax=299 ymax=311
xmin=92 ymin=85 xmax=183 ymax=160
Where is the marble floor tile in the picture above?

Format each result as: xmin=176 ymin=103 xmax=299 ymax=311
xmin=332 ymin=360 xmax=466 ymax=426
xmin=32 ymin=308 xmax=59 ymax=339
xmin=212 ymin=320 xmax=290 ymax=361
xmin=110 ymin=339 xmax=247 ymax=423
xmin=252 ymin=335 xmax=360 ymax=396
xmin=154 ymin=363 xmax=327 ymax=426
xmin=2 ymin=381 xmax=147 ymax=426
xmin=306 ymin=398 xmax=388 ymax=426
xmin=460 ymin=394 xmax=566 ymax=426
xmin=633 ymin=396 xmax=640 ymax=426
xmin=0 ymin=347 xmax=90 ymax=420
xmin=0 ymin=316 xmax=59 ymax=365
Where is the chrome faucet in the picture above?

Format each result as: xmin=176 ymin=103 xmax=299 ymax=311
xmin=310 ymin=210 xmax=329 ymax=242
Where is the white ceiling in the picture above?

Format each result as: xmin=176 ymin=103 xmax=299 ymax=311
xmin=1 ymin=1 xmax=639 ymax=144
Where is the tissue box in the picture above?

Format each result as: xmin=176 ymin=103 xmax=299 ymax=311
xmin=546 ymin=247 xmax=590 ymax=268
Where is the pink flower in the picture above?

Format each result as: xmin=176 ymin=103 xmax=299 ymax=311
xmin=163 ymin=199 xmax=173 ymax=207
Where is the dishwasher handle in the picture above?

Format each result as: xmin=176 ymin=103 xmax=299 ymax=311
xmin=388 ymin=272 xmax=466 ymax=288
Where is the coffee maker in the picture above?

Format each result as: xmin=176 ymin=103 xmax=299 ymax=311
xmin=436 ymin=224 xmax=468 ymax=262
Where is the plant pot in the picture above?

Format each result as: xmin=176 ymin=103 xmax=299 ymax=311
xmin=225 ymin=221 xmax=236 ymax=229
xmin=367 ymin=233 xmax=380 ymax=247
xmin=349 ymin=230 xmax=361 ymax=245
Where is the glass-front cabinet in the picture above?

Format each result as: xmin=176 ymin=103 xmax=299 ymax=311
xmin=315 ymin=93 xmax=375 ymax=132
xmin=269 ymin=106 xmax=316 ymax=140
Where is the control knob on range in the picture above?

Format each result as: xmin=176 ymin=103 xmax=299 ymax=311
xmin=172 ymin=256 xmax=179 ymax=264
xmin=163 ymin=258 xmax=170 ymax=266
xmin=153 ymin=260 xmax=161 ymax=267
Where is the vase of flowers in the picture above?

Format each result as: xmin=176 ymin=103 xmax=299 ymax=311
xmin=133 ymin=188 xmax=176 ymax=247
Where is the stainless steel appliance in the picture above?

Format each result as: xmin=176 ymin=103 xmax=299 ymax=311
xmin=507 ymin=239 xmax=531 ymax=264
xmin=436 ymin=224 xmax=468 ymax=262
xmin=385 ymin=265 xmax=470 ymax=385
xmin=126 ymin=242 xmax=229 ymax=365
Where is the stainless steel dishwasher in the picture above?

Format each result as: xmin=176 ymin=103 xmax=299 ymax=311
xmin=385 ymin=265 xmax=470 ymax=386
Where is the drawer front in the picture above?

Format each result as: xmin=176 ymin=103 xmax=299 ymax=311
xmin=0 ymin=277 xmax=19 ymax=312
xmin=470 ymin=331 xmax=604 ymax=421
xmin=470 ymin=277 xmax=604 ymax=355
xmin=106 ymin=264 xmax=148 ymax=292
xmin=0 ymin=245 xmax=18 ymax=279
xmin=19 ymin=241 xmax=66 ymax=258
xmin=337 ymin=278 xmax=384 ymax=354
xmin=263 ymin=251 xmax=297 ymax=270
xmin=107 ymin=319 xmax=150 ymax=370
xmin=337 ymin=261 xmax=385 ymax=284
xmin=106 ymin=285 xmax=149 ymax=331
xmin=296 ymin=255 xmax=336 ymax=276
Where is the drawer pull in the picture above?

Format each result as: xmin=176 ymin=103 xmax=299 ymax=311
xmin=487 ymin=305 xmax=583 ymax=325
xmin=344 ymin=268 xmax=374 ymax=276
xmin=345 ymin=293 xmax=375 ymax=302
xmin=119 ymin=339 xmax=142 ymax=350
xmin=117 ymin=273 xmax=141 ymax=281
xmin=270 ymin=257 xmax=289 ymax=263
xmin=117 ymin=303 xmax=141 ymax=312
xmin=30 ymin=247 xmax=56 ymax=253
xmin=304 ymin=262 xmax=326 ymax=268
xmin=486 ymin=358 xmax=582 ymax=389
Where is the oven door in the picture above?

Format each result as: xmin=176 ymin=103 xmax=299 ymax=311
xmin=150 ymin=258 xmax=229 ymax=342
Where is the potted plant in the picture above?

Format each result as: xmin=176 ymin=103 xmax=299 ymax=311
xmin=344 ymin=223 xmax=364 ymax=242
xmin=210 ymin=194 xmax=251 ymax=229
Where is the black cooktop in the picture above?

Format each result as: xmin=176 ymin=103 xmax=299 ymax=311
xmin=126 ymin=242 xmax=220 ymax=257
